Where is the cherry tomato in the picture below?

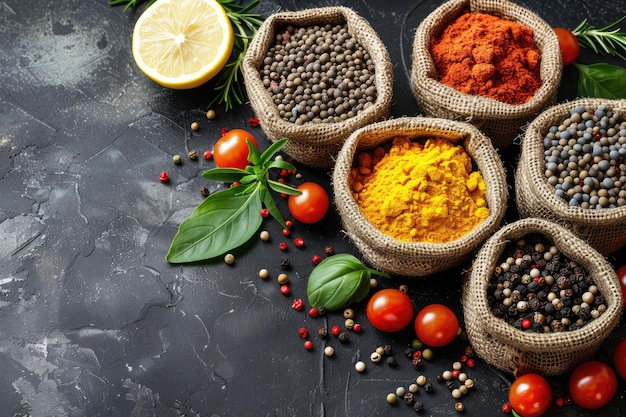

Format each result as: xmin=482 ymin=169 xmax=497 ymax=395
xmin=366 ymin=289 xmax=414 ymax=332
xmin=553 ymin=28 xmax=580 ymax=67
xmin=614 ymin=338 xmax=626 ymax=380
xmin=508 ymin=373 xmax=552 ymax=417
xmin=569 ymin=361 xmax=617 ymax=409
xmin=413 ymin=304 xmax=458 ymax=347
xmin=288 ymin=182 xmax=329 ymax=224
xmin=616 ymin=265 xmax=626 ymax=309
xmin=213 ymin=129 xmax=258 ymax=170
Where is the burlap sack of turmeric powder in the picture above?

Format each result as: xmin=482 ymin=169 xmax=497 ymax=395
xmin=411 ymin=0 xmax=562 ymax=149
xmin=332 ymin=116 xmax=507 ymax=277
xmin=462 ymin=218 xmax=622 ymax=376
xmin=516 ymin=98 xmax=626 ymax=255
xmin=241 ymin=7 xmax=393 ymax=169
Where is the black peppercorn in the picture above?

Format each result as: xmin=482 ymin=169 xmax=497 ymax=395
xmin=324 ymin=246 xmax=335 ymax=257
xmin=280 ymin=258 xmax=291 ymax=270
xmin=404 ymin=393 xmax=415 ymax=405
xmin=414 ymin=401 xmax=424 ymax=412
xmin=424 ymin=382 xmax=433 ymax=393
xmin=412 ymin=358 xmax=423 ymax=369
xmin=338 ymin=332 xmax=349 ymax=343
xmin=318 ymin=327 xmax=328 ymax=338
xmin=386 ymin=356 xmax=397 ymax=367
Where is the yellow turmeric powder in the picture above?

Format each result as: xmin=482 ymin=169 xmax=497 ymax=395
xmin=349 ymin=136 xmax=490 ymax=243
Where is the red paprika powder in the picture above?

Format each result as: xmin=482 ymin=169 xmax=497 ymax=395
xmin=430 ymin=11 xmax=541 ymax=105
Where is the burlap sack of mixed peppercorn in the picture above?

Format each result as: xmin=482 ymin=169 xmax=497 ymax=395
xmin=516 ymin=98 xmax=626 ymax=255
xmin=411 ymin=0 xmax=562 ymax=148
xmin=242 ymin=7 xmax=393 ymax=168
xmin=332 ymin=116 xmax=507 ymax=277
xmin=462 ymin=218 xmax=622 ymax=376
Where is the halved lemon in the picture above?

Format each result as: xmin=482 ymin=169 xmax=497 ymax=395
xmin=132 ymin=0 xmax=234 ymax=90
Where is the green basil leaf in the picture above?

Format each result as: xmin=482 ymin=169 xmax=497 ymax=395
xmin=265 ymin=160 xmax=297 ymax=171
xmin=307 ymin=254 xmax=389 ymax=311
xmin=267 ymin=179 xmax=301 ymax=195
xmin=166 ymin=185 xmax=262 ymax=263
xmin=202 ymin=167 xmax=248 ymax=182
xmin=247 ymin=138 xmax=261 ymax=166
xmin=260 ymin=184 xmax=287 ymax=229
xmin=575 ymin=63 xmax=626 ymax=99
xmin=260 ymin=138 xmax=289 ymax=166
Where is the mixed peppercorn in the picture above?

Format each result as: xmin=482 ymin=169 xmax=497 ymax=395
xmin=543 ymin=104 xmax=626 ymax=208
xmin=488 ymin=234 xmax=607 ymax=332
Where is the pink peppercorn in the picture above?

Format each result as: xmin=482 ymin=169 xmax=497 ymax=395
xmin=467 ymin=358 xmax=476 ymax=368
xmin=294 ymin=237 xmax=304 ymax=247
xmin=352 ymin=323 xmax=362 ymax=332
xmin=280 ymin=285 xmax=290 ymax=295
xmin=312 ymin=255 xmax=322 ymax=265
xmin=292 ymin=299 xmax=304 ymax=311
xmin=279 ymin=242 xmax=288 ymax=251
xmin=248 ymin=117 xmax=260 ymax=127
xmin=331 ymin=325 xmax=341 ymax=336
xmin=297 ymin=327 xmax=308 ymax=339
xmin=309 ymin=308 xmax=319 ymax=318
xmin=203 ymin=150 xmax=213 ymax=160
xmin=260 ymin=208 xmax=269 ymax=218
xmin=282 ymin=228 xmax=290 ymax=236
xmin=304 ymin=340 xmax=313 ymax=350
xmin=159 ymin=171 xmax=169 ymax=182
xmin=501 ymin=402 xmax=512 ymax=413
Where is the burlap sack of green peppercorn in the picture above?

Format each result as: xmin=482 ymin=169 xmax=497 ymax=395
xmin=462 ymin=218 xmax=622 ymax=376
xmin=516 ymin=98 xmax=626 ymax=255
xmin=332 ymin=116 xmax=507 ymax=277
xmin=242 ymin=7 xmax=393 ymax=169
xmin=411 ymin=0 xmax=562 ymax=148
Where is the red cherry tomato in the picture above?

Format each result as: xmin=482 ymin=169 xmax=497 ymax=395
xmin=213 ymin=129 xmax=258 ymax=170
xmin=616 ymin=265 xmax=626 ymax=309
xmin=614 ymin=338 xmax=626 ymax=380
xmin=366 ymin=289 xmax=414 ymax=332
xmin=413 ymin=304 xmax=458 ymax=347
xmin=569 ymin=361 xmax=617 ymax=409
xmin=508 ymin=373 xmax=552 ymax=417
xmin=553 ymin=28 xmax=580 ymax=67
xmin=287 ymin=182 xmax=329 ymax=224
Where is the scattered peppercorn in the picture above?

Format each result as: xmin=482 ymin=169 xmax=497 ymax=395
xmin=206 ymin=109 xmax=216 ymax=120
xmin=386 ymin=393 xmax=397 ymax=404
xmin=159 ymin=171 xmax=169 ymax=182
xmin=297 ymin=327 xmax=308 ymax=338
xmin=309 ymin=307 xmax=319 ymax=317
xmin=331 ymin=325 xmax=341 ymax=336
xmin=260 ymin=230 xmax=270 ymax=241
xmin=280 ymin=258 xmax=291 ymax=270
xmin=325 ymin=246 xmax=335 ymax=257
xmin=277 ymin=273 xmax=289 ymax=285
xmin=312 ymin=255 xmax=322 ymax=265
xmin=172 ymin=154 xmax=182 ymax=164
xmin=224 ymin=253 xmax=235 ymax=264
xmin=248 ymin=116 xmax=260 ymax=127
xmin=355 ymin=361 xmax=366 ymax=372
xmin=280 ymin=284 xmax=290 ymax=295
xmin=203 ymin=150 xmax=213 ymax=160
xmin=294 ymin=237 xmax=305 ymax=247
xmin=292 ymin=298 xmax=304 ymax=310
xmin=413 ymin=401 xmax=424 ymax=412
xmin=304 ymin=340 xmax=313 ymax=350
xmin=318 ymin=327 xmax=328 ymax=338
xmin=422 ymin=348 xmax=433 ymax=360
xmin=190 ymin=121 xmax=199 ymax=131
xmin=352 ymin=323 xmax=362 ymax=332
xmin=200 ymin=187 xmax=210 ymax=197
xmin=454 ymin=402 xmax=464 ymax=412
xmin=260 ymin=208 xmax=270 ymax=217
xmin=386 ymin=356 xmax=397 ymax=367
xmin=188 ymin=150 xmax=198 ymax=160
xmin=259 ymin=268 xmax=269 ymax=279
xmin=324 ymin=346 xmax=335 ymax=356
xmin=338 ymin=332 xmax=349 ymax=343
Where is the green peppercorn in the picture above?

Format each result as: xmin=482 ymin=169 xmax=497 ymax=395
xmin=172 ymin=154 xmax=182 ymax=164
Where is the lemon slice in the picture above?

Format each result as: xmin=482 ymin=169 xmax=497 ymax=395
xmin=132 ymin=0 xmax=234 ymax=89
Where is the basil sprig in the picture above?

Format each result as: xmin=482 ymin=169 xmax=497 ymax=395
xmin=307 ymin=254 xmax=390 ymax=311
xmin=166 ymin=138 xmax=300 ymax=263
xmin=575 ymin=62 xmax=626 ymax=99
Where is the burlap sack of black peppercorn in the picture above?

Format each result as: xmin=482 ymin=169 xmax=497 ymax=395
xmin=411 ymin=0 xmax=562 ymax=149
xmin=332 ymin=116 xmax=507 ymax=277
xmin=516 ymin=98 xmax=626 ymax=255
xmin=462 ymin=218 xmax=622 ymax=376
xmin=242 ymin=7 xmax=393 ymax=169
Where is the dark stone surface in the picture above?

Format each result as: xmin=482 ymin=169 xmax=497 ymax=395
xmin=0 ymin=0 xmax=624 ymax=416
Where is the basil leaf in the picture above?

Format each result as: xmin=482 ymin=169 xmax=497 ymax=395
xmin=202 ymin=167 xmax=249 ymax=182
xmin=575 ymin=63 xmax=626 ymax=99
xmin=267 ymin=179 xmax=301 ymax=195
xmin=166 ymin=185 xmax=262 ymax=263
xmin=307 ymin=254 xmax=389 ymax=311
xmin=260 ymin=138 xmax=289 ymax=166
xmin=260 ymin=184 xmax=287 ymax=229
xmin=247 ymin=139 xmax=261 ymax=166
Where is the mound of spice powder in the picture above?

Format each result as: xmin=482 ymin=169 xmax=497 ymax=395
xmin=349 ymin=137 xmax=490 ymax=243
xmin=430 ymin=11 xmax=541 ymax=105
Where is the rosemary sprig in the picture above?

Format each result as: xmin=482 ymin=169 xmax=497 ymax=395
xmin=207 ymin=0 xmax=263 ymax=111
xmin=572 ymin=15 xmax=626 ymax=62
xmin=110 ymin=0 xmax=263 ymax=112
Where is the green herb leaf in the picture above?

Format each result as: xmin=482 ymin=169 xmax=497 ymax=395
xmin=575 ymin=63 xmax=626 ymax=99
xmin=307 ymin=254 xmax=390 ymax=311
xmin=166 ymin=185 xmax=262 ymax=263
xmin=202 ymin=167 xmax=248 ymax=183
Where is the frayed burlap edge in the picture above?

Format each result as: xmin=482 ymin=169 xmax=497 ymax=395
xmin=332 ymin=116 xmax=507 ymax=277
xmin=242 ymin=7 xmax=393 ymax=169
xmin=410 ymin=0 xmax=562 ymax=149
xmin=462 ymin=218 xmax=622 ymax=376
xmin=516 ymin=98 xmax=626 ymax=255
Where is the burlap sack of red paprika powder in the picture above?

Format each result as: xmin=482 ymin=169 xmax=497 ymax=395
xmin=411 ymin=0 xmax=562 ymax=148
xmin=462 ymin=218 xmax=622 ymax=376
xmin=516 ymin=98 xmax=626 ymax=255
xmin=242 ymin=7 xmax=393 ymax=169
xmin=332 ymin=116 xmax=507 ymax=277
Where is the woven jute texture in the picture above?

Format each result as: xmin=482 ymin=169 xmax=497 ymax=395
xmin=462 ymin=218 xmax=622 ymax=376
xmin=332 ymin=117 xmax=507 ymax=277
xmin=516 ymin=98 xmax=626 ymax=255
xmin=411 ymin=0 xmax=562 ymax=149
xmin=242 ymin=7 xmax=393 ymax=168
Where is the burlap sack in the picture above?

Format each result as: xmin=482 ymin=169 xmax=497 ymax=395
xmin=462 ymin=218 xmax=622 ymax=376
xmin=242 ymin=7 xmax=393 ymax=168
xmin=332 ymin=117 xmax=507 ymax=277
xmin=516 ymin=98 xmax=626 ymax=255
xmin=411 ymin=0 xmax=562 ymax=149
